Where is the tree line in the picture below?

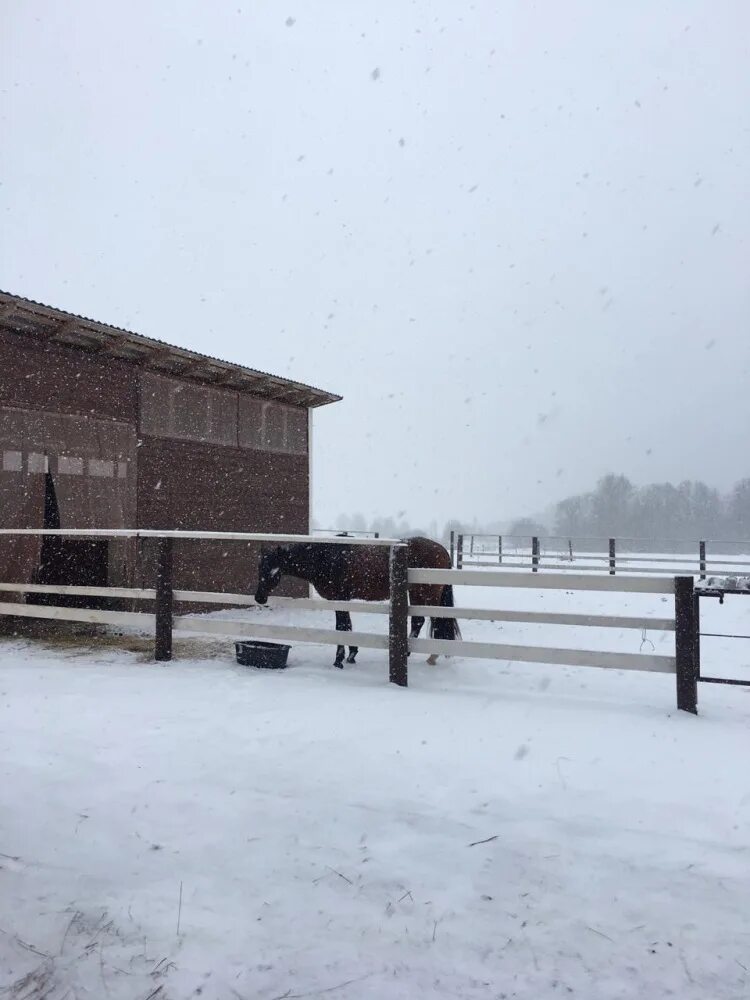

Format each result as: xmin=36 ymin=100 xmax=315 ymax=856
xmin=323 ymin=475 xmax=750 ymax=549
xmin=552 ymin=475 xmax=750 ymax=544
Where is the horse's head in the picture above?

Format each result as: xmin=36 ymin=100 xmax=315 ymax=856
xmin=254 ymin=546 xmax=286 ymax=605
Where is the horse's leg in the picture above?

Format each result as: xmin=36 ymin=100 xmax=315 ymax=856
xmin=408 ymin=615 xmax=425 ymax=658
xmin=341 ymin=610 xmax=359 ymax=663
xmin=334 ymin=610 xmax=350 ymax=668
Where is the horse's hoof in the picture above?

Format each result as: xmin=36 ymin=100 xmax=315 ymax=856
xmin=346 ymin=654 xmax=357 ymax=664
xmin=334 ymin=661 xmax=344 ymax=669
xmin=427 ymin=654 xmax=438 ymax=666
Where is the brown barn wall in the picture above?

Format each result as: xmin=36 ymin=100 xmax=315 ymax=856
xmin=0 ymin=330 xmax=138 ymax=422
xmin=136 ymin=436 xmax=309 ymax=597
xmin=1 ymin=330 xmax=312 ymax=602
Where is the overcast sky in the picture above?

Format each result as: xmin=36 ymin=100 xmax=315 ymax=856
xmin=2 ymin=1 xmax=748 ymax=529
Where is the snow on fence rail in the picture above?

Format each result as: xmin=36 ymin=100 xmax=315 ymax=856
xmin=0 ymin=530 xmax=700 ymax=712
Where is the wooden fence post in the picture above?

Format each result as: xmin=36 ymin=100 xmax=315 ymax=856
xmin=155 ymin=536 xmax=174 ymax=662
xmin=498 ymin=535 xmax=503 ymax=565
xmin=609 ymin=537 xmax=616 ymax=576
xmin=449 ymin=530 xmax=455 ymax=567
xmin=388 ymin=544 xmax=408 ymax=687
xmin=699 ymin=540 xmax=706 ymax=581
xmin=457 ymin=534 xmax=464 ymax=570
xmin=531 ymin=536 xmax=539 ymax=573
xmin=470 ymin=534 xmax=475 ymax=558
xmin=674 ymin=576 xmax=698 ymax=714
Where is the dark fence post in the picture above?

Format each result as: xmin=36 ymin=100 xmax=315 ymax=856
xmin=374 ymin=532 xmax=380 ymax=539
xmin=155 ymin=536 xmax=174 ymax=662
xmin=699 ymin=540 xmax=706 ymax=581
xmin=388 ymin=544 xmax=408 ymax=687
xmin=498 ymin=535 xmax=503 ymax=565
xmin=457 ymin=534 xmax=464 ymax=570
xmin=609 ymin=537 xmax=616 ymax=575
xmin=531 ymin=536 xmax=539 ymax=573
xmin=674 ymin=576 xmax=698 ymax=714
xmin=470 ymin=534 xmax=475 ymax=558
xmin=449 ymin=530 xmax=455 ymax=567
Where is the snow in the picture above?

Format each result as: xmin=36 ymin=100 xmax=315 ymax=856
xmin=1 ymin=584 xmax=750 ymax=999
xmin=699 ymin=576 xmax=750 ymax=592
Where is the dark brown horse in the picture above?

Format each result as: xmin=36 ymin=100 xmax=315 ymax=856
xmin=253 ymin=536 xmax=460 ymax=668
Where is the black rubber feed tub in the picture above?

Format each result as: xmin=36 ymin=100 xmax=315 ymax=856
xmin=235 ymin=640 xmax=290 ymax=669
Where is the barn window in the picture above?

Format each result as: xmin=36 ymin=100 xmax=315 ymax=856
xmin=238 ymin=397 xmax=308 ymax=455
xmin=285 ymin=407 xmax=308 ymax=454
xmin=140 ymin=372 xmax=238 ymax=446
xmin=2 ymin=450 xmax=22 ymax=472
xmin=89 ymin=459 xmax=114 ymax=478
xmin=27 ymin=453 xmax=49 ymax=474
xmin=58 ymin=455 xmax=84 ymax=475
xmin=263 ymin=403 xmax=286 ymax=451
xmin=238 ymin=397 xmax=263 ymax=450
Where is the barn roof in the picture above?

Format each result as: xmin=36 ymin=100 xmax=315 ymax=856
xmin=0 ymin=291 xmax=341 ymax=409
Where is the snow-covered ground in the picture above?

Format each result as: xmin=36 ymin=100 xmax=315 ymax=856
xmin=1 ymin=581 xmax=749 ymax=999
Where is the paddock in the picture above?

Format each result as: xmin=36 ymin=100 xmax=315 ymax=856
xmin=0 ymin=527 xmax=725 ymax=713
xmin=3 ymin=529 xmax=750 ymax=997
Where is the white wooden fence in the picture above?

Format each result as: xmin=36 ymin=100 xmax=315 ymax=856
xmin=452 ymin=531 xmax=750 ymax=580
xmin=408 ymin=568 xmax=676 ymax=672
xmin=0 ymin=529 xmax=698 ymax=712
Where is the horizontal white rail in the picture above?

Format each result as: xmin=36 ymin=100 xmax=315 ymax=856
xmin=173 ymin=590 xmax=389 ymax=614
xmin=462 ymin=560 xmax=696 ymax=577
xmin=0 ymin=602 xmax=155 ymax=629
xmin=410 ymin=636 xmax=675 ymax=673
xmin=410 ymin=568 xmax=676 ymax=595
xmin=0 ymin=583 xmax=388 ymax=615
xmin=408 ymin=605 xmax=675 ymax=631
xmin=0 ymin=529 xmax=399 ymax=546
xmin=613 ymin=555 xmax=705 ymax=565
xmin=0 ymin=582 xmax=156 ymax=600
xmin=173 ymin=617 xmax=388 ymax=649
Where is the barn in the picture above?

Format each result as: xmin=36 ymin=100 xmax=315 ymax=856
xmin=0 ymin=291 xmax=340 ymax=606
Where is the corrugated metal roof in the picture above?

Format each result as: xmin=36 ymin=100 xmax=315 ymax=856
xmin=0 ymin=291 xmax=341 ymax=408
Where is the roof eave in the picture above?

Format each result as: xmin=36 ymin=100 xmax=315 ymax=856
xmin=0 ymin=292 xmax=342 ymax=409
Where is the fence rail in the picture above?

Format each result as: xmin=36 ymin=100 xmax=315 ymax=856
xmin=0 ymin=529 xmax=702 ymax=712
xmin=0 ymin=528 xmax=398 ymax=546
xmin=410 ymin=567 xmax=674 ymax=594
